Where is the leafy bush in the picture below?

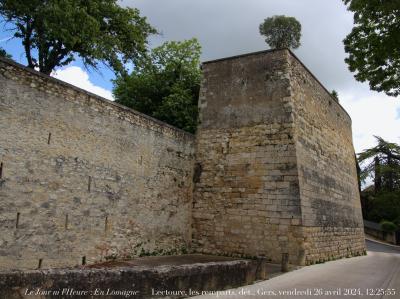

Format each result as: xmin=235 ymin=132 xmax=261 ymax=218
xmin=365 ymin=190 xmax=400 ymax=224
xmin=114 ymin=39 xmax=201 ymax=133
xmin=380 ymin=221 xmax=398 ymax=232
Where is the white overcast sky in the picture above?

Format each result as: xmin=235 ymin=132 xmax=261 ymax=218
xmin=53 ymin=0 xmax=400 ymax=153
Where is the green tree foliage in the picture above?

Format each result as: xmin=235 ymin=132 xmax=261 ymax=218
xmin=331 ymin=90 xmax=339 ymax=101
xmin=358 ymin=136 xmax=400 ymax=224
xmin=358 ymin=136 xmax=400 ymax=192
xmin=363 ymin=190 xmax=400 ymax=224
xmin=113 ymin=38 xmax=201 ymax=133
xmin=259 ymin=15 xmax=301 ymax=50
xmin=0 ymin=0 xmax=155 ymax=75
xmin=343 ymin=0 xmax=400 ymax=96
xmin=0 ymin=46 xmax=11 ymax=58
xmin=380 ymin=220 xmax=398 ymax=232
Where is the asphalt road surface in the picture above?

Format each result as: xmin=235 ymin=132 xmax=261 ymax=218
xmin=192 ymin=239 xmax=400 ymax=299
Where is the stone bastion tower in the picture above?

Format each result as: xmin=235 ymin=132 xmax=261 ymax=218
xmin=0 ymin=49 xmax=365 ymax=270
xmin=192 ymin=49 xmax=366 ymax=265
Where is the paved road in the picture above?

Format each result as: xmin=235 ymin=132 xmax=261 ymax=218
xmin=192 ymin=240 xmax=400 ymax=299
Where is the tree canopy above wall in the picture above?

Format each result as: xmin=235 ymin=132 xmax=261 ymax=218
xmin=0 ymin=0 xmax=156 ymax=75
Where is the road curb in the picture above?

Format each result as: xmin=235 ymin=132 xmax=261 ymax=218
xmin=365 ymin=238 xmax=400 ymax=249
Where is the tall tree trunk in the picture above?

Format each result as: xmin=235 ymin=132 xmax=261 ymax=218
xmin=374 ymin=156 xmax=382 ymax=193
xmin=387 ymin=157 xmax=394 ymax=191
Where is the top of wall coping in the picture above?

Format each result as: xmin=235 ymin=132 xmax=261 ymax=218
xmin=0 ymin=47 xmax=352 ymax=129
xmin=0 ymin=56 xmax=195 ymax=140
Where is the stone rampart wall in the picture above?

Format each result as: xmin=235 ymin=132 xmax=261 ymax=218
xmin=192 ymin=50 xmax=305 ymax=264
xmin=0 ymin=58 xmax=195 ymax=270
xmin=192 ymin=50 xmax=365 ymax=265
xmin=0 ymin=48 xmax=365 ymax=269
xmin=289 ymin=55 xmax=365 ymax=264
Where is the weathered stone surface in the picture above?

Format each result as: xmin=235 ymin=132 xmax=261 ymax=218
xmin=0 ymin=58 xmax=195 ymax=270
xmin=192 ymin=49 xmax=365 ymax=265
xmin=0 ymin=48 xmax=365 ymax=271
xmin=289 ymin=55 xmax=365 ymax=264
